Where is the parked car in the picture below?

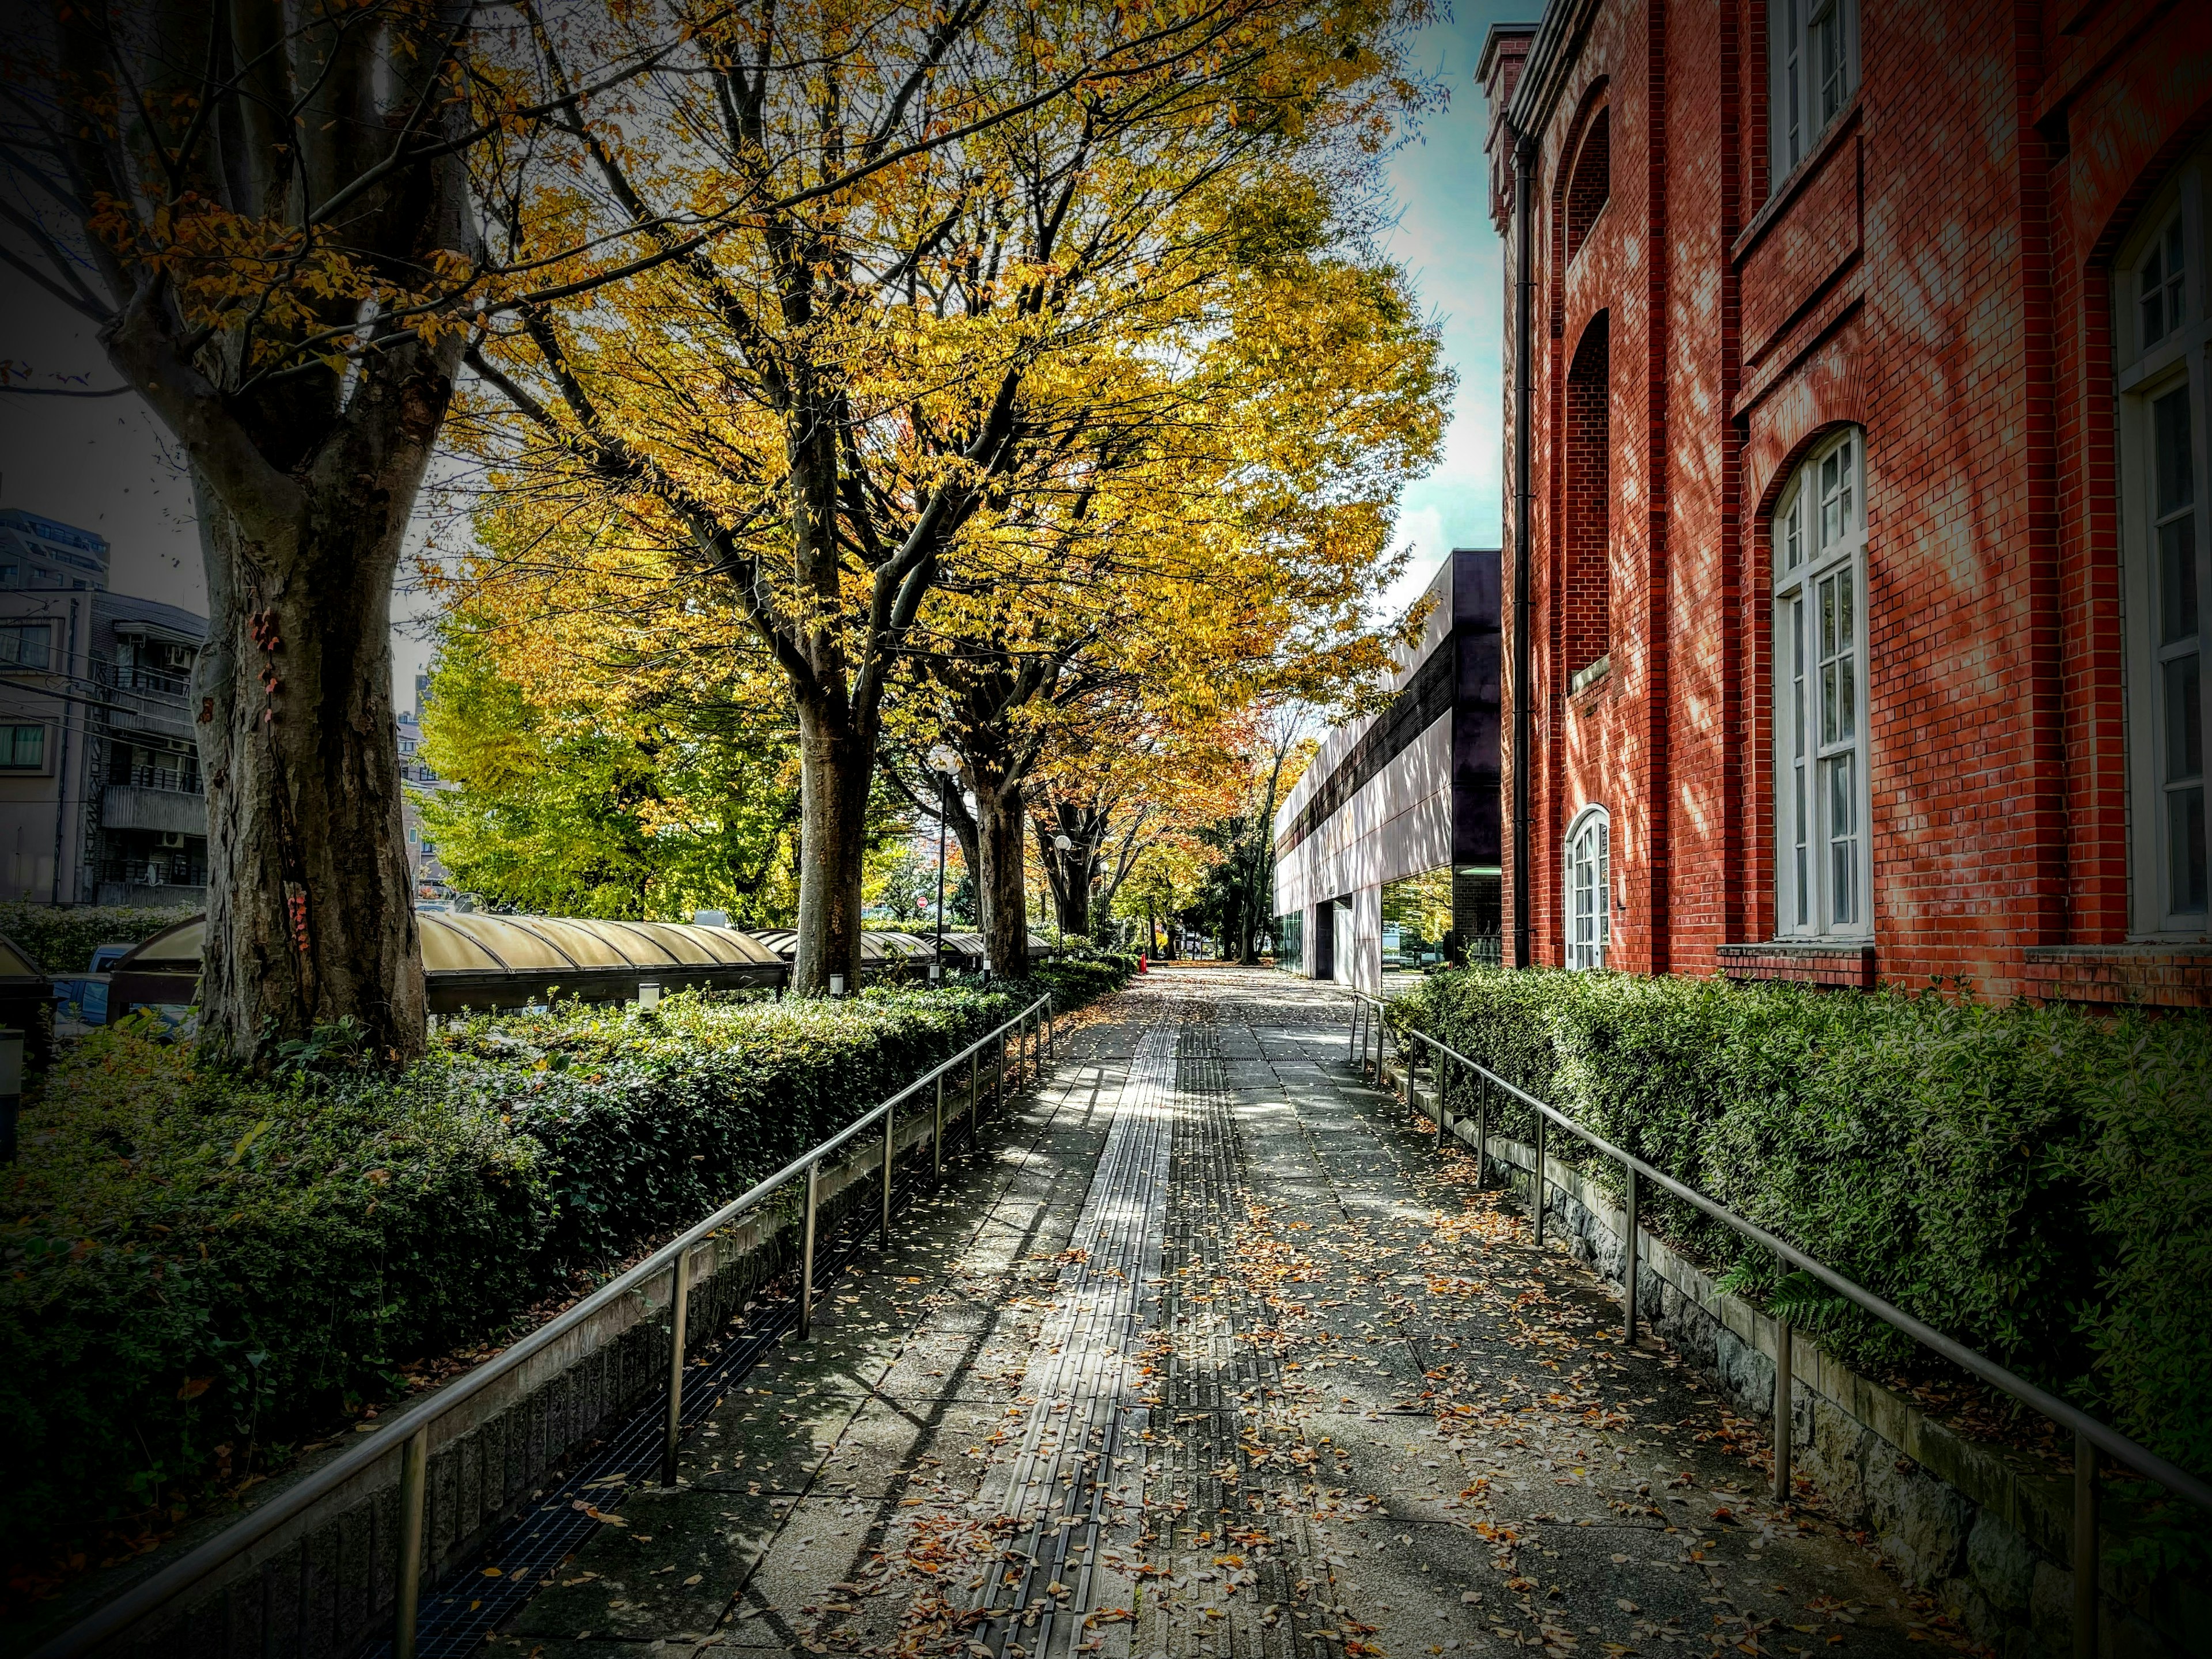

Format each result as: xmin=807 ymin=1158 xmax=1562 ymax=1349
xmin=52 ymin=942 xmax=132 ymax=1028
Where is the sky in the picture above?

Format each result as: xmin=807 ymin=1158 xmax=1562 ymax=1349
xmin=0 ymin=2 xmax=1527 ymax=704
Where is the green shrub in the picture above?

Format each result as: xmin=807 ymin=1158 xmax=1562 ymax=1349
xmin=0 ymin=904 xmax=198 ymax=976
xmin=1395 ymin=969 xmax=2212 ymax=1482
xmin=0 ymin=969 xmax=1136 ymax=1564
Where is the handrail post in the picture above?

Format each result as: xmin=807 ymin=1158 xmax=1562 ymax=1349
xmin=660 ymin=1245 xmax=691 ymax=1488
xmin=1436 ymin=1045 xmax=1451 ymax=1154
xmin=1348 ymin=997 xmax=1360 ymax=1062
xmin=1772 ymin=1318 xmax=1793 ymax=1504
xmin=393 ymin=1428 xmax=429 ymax=1659
xmin=934 ymin=1073 xmax=945 ymax=1179
xmin=1474 ymin=1073 xmax=1488 ymax=1190
xmin=798 ymin=1158 xmax=820 ymax=1340
xmin=1532 ymin=1112 xmax=1547 ymax=1246
xmin=881 ymin=1103 xmax=895 ymax=1245
xmin=969 ymin=1049 xmax=979 ymax=1140
xmin=1046 ymin=998 xmax=1054 ymax=1058
xmin=1622 ymin=1165 xmax=1639 ymax=1344
xmin=2074 ymin=1430 xmax=2100 ymax=1659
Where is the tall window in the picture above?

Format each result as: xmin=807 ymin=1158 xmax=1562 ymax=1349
xmin=1773 ymin=429 xmax=1870 ymax=938
xmin=2119 ymin=176 xmax=2211 ymax=932
xmin=1565 ymin=806 xmax=1610 ymax=969
xmin=1771 ymin=0 xmax=1858 ymax=180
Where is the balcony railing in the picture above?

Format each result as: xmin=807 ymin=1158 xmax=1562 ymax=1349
xmin=123 ymin=764 xmax=201 ymax=794
xmin=92 ymin=660 xmax=191 ymax=698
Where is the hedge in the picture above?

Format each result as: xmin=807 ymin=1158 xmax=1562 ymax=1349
xmin=1391 ymin=968 xmax=2212 ymax=1485
xmin=0 ymin=904 xmax=198 ymax=976
xmin=1 ymin=956 xmax=1131 ymax=1567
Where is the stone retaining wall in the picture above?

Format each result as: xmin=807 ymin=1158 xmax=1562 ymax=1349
xmin=1382 ymin=1057 xmax=2203 ymax=1659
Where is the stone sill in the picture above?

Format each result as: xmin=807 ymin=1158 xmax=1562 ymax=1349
xmin=1567 ymin=654 xmax=1612 ymax=697
xmin=1717 ymin=941 xmax=1876 ymax=991
xmin=2022 ymin=944 xmax=2212 ymax=1009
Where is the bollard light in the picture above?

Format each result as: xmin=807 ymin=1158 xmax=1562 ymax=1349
xmin=0 ymin=1025 xmax=20 ymax=1164
xmin=638 ymin=981 xmax=661 ymax=1010
xmin=928 ymin=961 xmax=942 ymax=983
xmin=829 ymin=974 xmax=846 ymax=998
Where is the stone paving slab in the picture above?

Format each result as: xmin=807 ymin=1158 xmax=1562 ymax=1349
xmin=490 ymin=974 xmax=1941 ymax=1659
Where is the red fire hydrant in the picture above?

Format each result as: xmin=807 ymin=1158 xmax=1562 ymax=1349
xmin=1139 ymin=952 xmax=1149 ymax=974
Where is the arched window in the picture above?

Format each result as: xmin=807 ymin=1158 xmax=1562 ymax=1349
xmin=1772 ymin=427 xmax=1870 ymax=938
xmin=1564 ymin=805 xmax=1610 ymax=970
xmin=1565 ymin=108 xmax=1609 ymax=264
xmin=2118 ymin=165 xmax=2210 ymax=932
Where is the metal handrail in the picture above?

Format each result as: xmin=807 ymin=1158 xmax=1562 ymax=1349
xmin=32 ymin=994 xmax=1054 ymax=1659
xmin=1345 ymin=986 xmax=2207 ymax=1659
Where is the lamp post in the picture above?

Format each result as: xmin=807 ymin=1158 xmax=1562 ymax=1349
xmin=1052 ymin=831 xmax=1073 ymax=949
xmin=933 ymin=770 xmax=949 ymax=983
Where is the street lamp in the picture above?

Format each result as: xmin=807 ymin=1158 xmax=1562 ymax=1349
xmin=1052 ymin=832 xmax=1073 ymax=949
xmin=933 ymin=769 xmax=950 ymax=983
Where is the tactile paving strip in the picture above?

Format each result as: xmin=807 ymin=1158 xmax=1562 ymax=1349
xmin=965 ymin=1022 xmax=1177 ymax=1658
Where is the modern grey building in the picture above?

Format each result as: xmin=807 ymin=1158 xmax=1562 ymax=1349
xmin=1 ymin=513 xmax=212 ymax=909
xmin=1271 ymin=548 xmax=1503 ymax=989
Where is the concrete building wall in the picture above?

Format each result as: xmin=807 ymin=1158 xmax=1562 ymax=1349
xmin=1275 ymin=716 xmax=1456 ymax=990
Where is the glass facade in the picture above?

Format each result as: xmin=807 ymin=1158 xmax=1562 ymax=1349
xmin=1381 ymin=869 xmax=1455 ymax=971
xmin=1272 ymin=908 xmax=1305 ymax=973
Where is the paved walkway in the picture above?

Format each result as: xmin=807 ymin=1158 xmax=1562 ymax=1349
xmin=494 ymin=972 xmax=1926 ymax=1659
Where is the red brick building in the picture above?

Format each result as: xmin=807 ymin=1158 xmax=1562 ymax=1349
xmin=1479 ymin=0 xmax=2212 ymax=1007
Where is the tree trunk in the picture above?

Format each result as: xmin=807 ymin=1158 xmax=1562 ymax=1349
xmin=793 ymin=695 xmax=873 ymax=994
xmin=195 ymin=480 xmax=427 ymax=1063
xmin=972 ymin=775 xmax=1031 ymax=978
xmin=1036 ymin=804 xmax=1104 ymax=940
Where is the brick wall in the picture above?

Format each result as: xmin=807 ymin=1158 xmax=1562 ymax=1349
xmin=1483 ymin=0 xmax=2212 ymax=1010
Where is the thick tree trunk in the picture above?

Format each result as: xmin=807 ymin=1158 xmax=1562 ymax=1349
xmin=972 ymin=775 xmax=1031 ymax=978
xmin=1036 ymin=807 xmax=1103 ymax=940
xmin=793 ymin=695 xmax=873 ymax=994
xmin=194 ymin=484 xmax=427 ymax=1063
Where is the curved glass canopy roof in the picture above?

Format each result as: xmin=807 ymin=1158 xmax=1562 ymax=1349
xmin=0 ymin=933 xmax=40 ymax=979
xmin=115 ymin=915 xmax=783 ymax=975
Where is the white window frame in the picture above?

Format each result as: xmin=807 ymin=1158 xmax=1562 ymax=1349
xmin=2117 ymin=160 xmax=2212 ymax=935
xmin=1772 ymin=427 xmax=1872 ymax=941
xmin=1770 ymin=0 xmax=1858 ymax=183
xmin=1564 ymin=805 xmax=1611 ymax=969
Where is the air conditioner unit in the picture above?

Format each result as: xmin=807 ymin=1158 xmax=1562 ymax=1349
xmin=160 ymin=832 xmax=187 ymax=849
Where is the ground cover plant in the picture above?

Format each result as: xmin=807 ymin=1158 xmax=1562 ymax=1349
xmin=1390 ymin=968 xmax=2212 ymax=1486
xmin=1 ymin=959 xmax=1131 ymax=1575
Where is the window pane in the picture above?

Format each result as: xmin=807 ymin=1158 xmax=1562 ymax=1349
xmin=2166 ymin=653 xmax=2205 ymax=785
xmin=1827 ymin=752 xmax=1858 ymax=926
xmin=2153 ymin=387 xmax=2193 ymax=517
xmin=2166 ymin=221 xmax=2188 ymax=333
xmin=5 ymin=725 xmax=43 ymax=769
xmin=1790 ymin=596 xmax=1806 ymax=755
xmin=2170 ymin=786 xmax=2209 ymax=916
xmin=1598 ymin=821 xmax=1611 ymax=955
xmin=2160 ymin=514 xmax=2200 ymax=646
xmin=2141 ymin=241 xmax=2166 ymax=345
